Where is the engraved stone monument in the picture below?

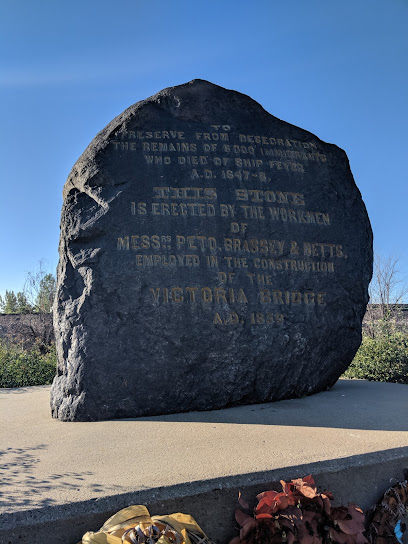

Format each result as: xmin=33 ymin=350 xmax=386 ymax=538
xmin=51 ymin=80 xmax=373 ymax=421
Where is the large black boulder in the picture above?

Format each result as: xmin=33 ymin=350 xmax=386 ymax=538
xmin=51 ymin=80 xmax=372 ymax=421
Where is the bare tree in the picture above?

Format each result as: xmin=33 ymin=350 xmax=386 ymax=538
xmin=372 ymin=255 xmax=408 ymax=309
xmin=24 ymin=260 xmax=56 ymax=313
xmin=23 ymin=260 xmax=56 ymax=348
xmin=365 ymin=254 xmax=408 ymax=337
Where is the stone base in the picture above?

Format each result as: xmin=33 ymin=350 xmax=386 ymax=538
xmin=1 ymin=380 xmax=407 ymax=543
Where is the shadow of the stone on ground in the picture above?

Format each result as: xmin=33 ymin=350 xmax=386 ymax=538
xmin=119 ymin=380 xmax=408 ymax=432
xmin=1 ymin=381 xmax=406 ymax=432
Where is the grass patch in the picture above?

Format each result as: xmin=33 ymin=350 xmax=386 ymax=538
xmin=343 ymin=332 xmax=408 ymax=384
xmin=0 ymin=340 xmax=57 ymax=388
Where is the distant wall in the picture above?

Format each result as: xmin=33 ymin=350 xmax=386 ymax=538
xmin=363 ymin=304 xmax=408 ymax=333
xmin=0 ymin=313 xmax=54 ymax=348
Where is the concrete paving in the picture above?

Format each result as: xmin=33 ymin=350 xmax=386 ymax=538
xmin=1 ymin=379 xmax=407 ymax=543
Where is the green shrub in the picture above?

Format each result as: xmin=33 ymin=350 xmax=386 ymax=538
xmin=344 ymin=332 xmax=408 ymax=384
xmin=0 ymin=340 xmax=57 ymax=388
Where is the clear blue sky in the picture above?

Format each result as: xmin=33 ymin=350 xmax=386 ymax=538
xmin=1 ymin=0 xmax=407 ymax=299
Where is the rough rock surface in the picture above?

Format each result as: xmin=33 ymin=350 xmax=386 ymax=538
xmin=51 ymin=80 xmax=372 ymax=421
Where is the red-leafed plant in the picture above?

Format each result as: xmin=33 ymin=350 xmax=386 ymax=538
xmin=230 ymin=476 xmax=367 ymax=544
